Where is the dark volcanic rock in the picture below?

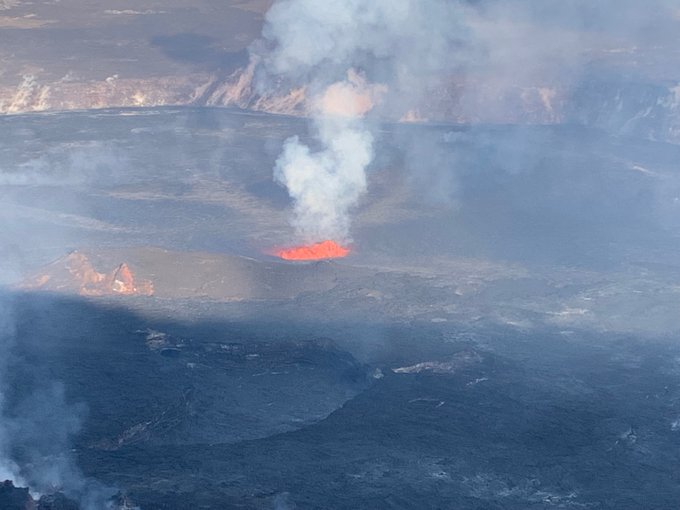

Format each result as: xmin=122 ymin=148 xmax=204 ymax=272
xmin=0 ymin=481 xmax=79 ymax=510
xmin=36 ymin=493 xmax=79 ymax=510
xmin=8 ymin=291 xmax=371 ymax=452
xmin=0 ymin=480 xmax=34 ymax=510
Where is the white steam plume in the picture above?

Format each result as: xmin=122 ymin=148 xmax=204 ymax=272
xmin=273 ymin=71 xmax=383 ymax=242
xmin=256 ymin=0 xmax=465 ymax=243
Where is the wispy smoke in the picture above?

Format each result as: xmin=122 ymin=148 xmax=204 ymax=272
xmin=254 ymin=0 xmax=466 ymax=242
xmin=0 ymin=145 xmax=118 ymax=507
xmin=0 ymin=293 xmax=24 ymax=487
xmin=0 ymin=142 xmax=123 ymax=186
xmin=0 ymin=289 xmax=116 ymax=508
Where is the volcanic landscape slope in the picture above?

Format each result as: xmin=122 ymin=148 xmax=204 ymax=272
xmin=3 ymin=0 xmax=680 ymax=150
xmin=6 ymin=290 xmax=370 ymax=452
xmin=22 ymin=246 xmax=372 ymax=300
xmin=4 ymin=106 xmax=678 ymax=270
xmin=5 ymin=107 xmax=680 ymax=508
xmin=42 ymin=302 xmax=680 ymax=510
xmin=6 ymin=108 xmax=680 ymax=334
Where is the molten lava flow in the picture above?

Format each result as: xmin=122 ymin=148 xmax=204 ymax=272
xmin=277 ymin=240 xmax=350 ymax=261
xmin=21 ymin=251 xmax=154 ymax=297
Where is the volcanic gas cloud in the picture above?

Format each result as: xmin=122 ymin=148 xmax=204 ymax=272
xmin=277 ymin=240 xmax=349 ymax=261
xmin=269 ymin=73 xmax=376 ymax=262
xmin=257 ymin=7 xmax=396 ymax=263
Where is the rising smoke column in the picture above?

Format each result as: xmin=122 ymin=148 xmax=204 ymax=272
xmin=255 ymin=0 xmax=466 ymax=245
xmin=274 ymin=70 xmax=384 ymax=243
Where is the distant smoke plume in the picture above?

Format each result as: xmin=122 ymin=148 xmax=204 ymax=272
xmin=254 ymin=0 xmax=465 ymax=242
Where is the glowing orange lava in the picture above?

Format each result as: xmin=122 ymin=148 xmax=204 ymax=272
xmin=277 ymin=240 xmax=350 ymax=261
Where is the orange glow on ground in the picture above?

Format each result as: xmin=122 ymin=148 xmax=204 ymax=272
xmin=277 ymin=240 xmax=350 ymax=261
